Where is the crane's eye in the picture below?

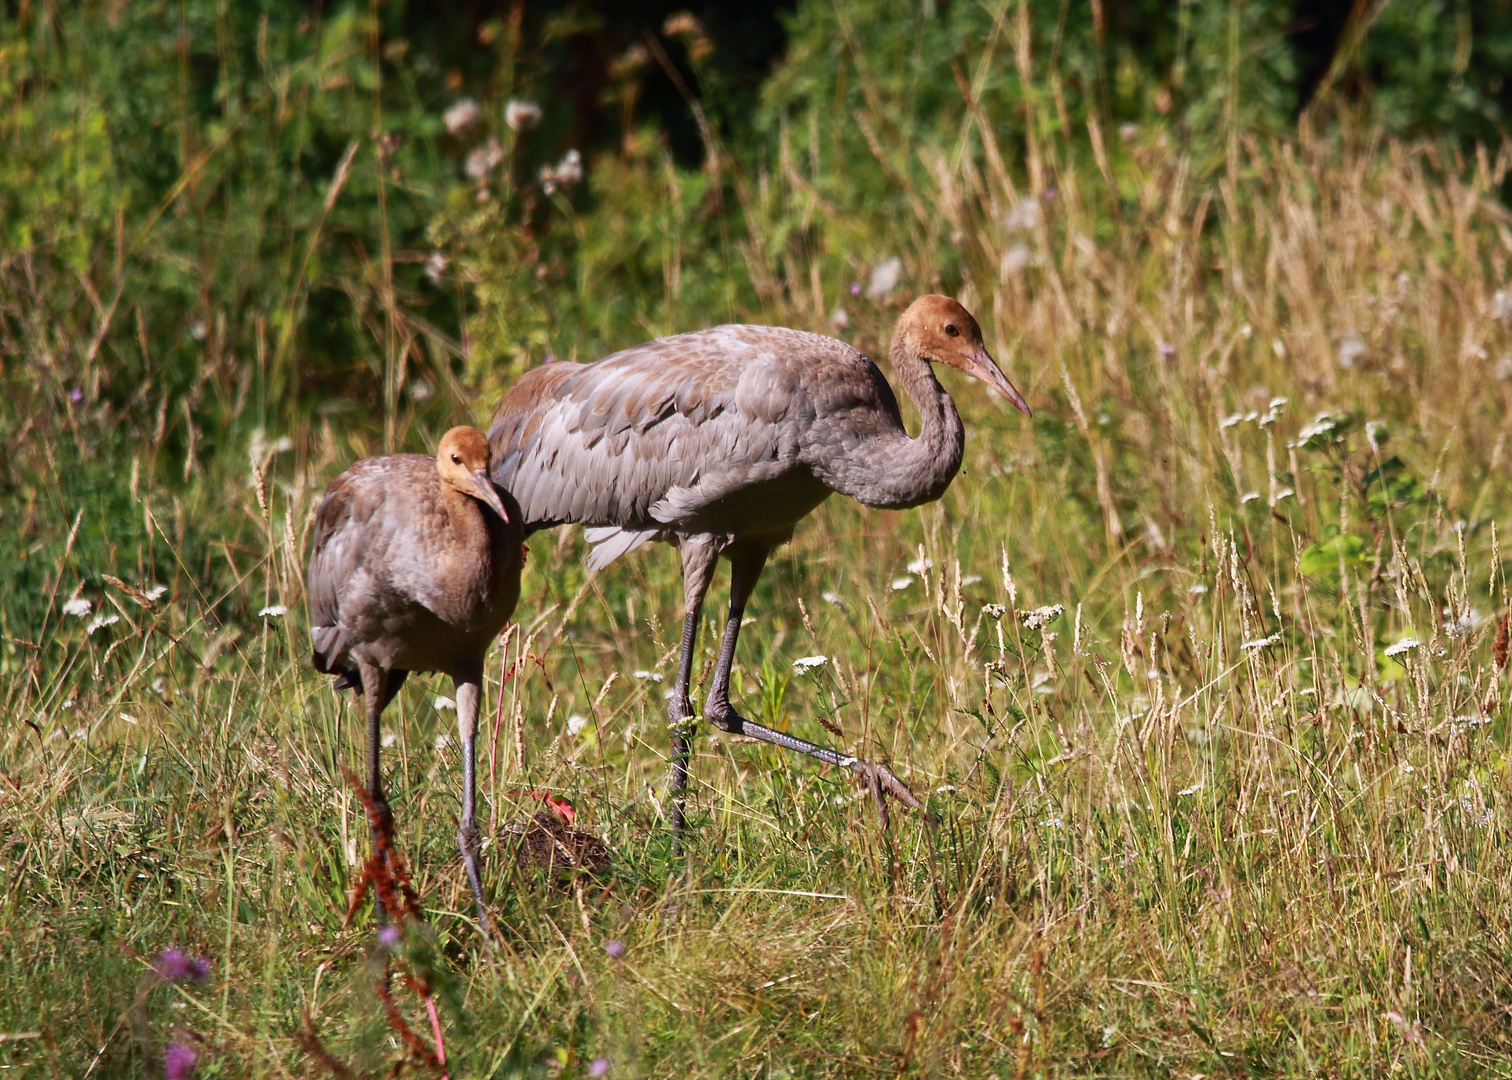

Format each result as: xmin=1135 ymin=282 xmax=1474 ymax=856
xmin=451 ymin=454 xmax=462 ymax=464
xmin=944 ymin=324 xmax=960 ymax=337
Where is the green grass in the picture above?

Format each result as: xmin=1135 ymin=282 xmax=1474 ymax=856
xmin=6 ymin=33 xmax=1512 ymax=1079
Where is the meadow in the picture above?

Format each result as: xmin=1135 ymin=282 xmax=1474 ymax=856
xmin=4 ymin=3 xmax=1512 ymax=1077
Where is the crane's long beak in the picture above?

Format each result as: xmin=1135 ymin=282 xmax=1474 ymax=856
xmin=470 ymin=469 xmax=511 ymax=524
xmin=967 ymin=346 xmax=1033 ymax=418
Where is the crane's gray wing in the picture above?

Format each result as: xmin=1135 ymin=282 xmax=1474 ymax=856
xmin=488 ymin=328 xmax=845 ymax=544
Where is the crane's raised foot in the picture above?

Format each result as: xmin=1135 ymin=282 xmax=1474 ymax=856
xmin=704 ymin=703 xmax=920 ymax=828
xmin=848 ymin=758 xmax=921 ymax=830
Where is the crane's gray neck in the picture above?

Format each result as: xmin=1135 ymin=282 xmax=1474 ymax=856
xmin=835 ymin=338 xmax=965 ymax=510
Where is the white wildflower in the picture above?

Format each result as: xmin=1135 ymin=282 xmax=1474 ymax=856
xmin=566 ymin=713 xmax=590 ymax=737
xmin=1242 ymin=634 xmax=1280 ymax=651
xmin=1337 ymin=334 xmax=1368 ymax=368
xmin=632 ymin=669 xmax=663 ymax=682
xmin=906 ymin=556 xmax=933 ymax=574
xmin=258 ymin=604 xmax=287 ymax=618
xmin=424 ymin=251 xmax=447 ymax=285
xmin=1240 ymin=491 xmax=1260 ymax=504
xmin=145 ymin=585 xmax=168 ymax=602
xmin=1492 ymin=289 xmax=1512 ymax=320
xmin=1118 ymin=122 xmax=1140 ymax=142
xmin=865 ymin=256 xmax=902 ymax=299
xmin=1039 ymin=817 xmax=1064 ymax=828
xmin=539 ymin=149 xmax=582 ymax=194
xmin=1187 ymin=584 xmax=1209 ymax=595
xmin=1177 ymin=782 xmax=1203 ymax=797
xmin=981 ymin=603 xmax=1006 ymax=620
xmin=86 ymin=614 xmax=119 ymax=635
xmin=1219 ymin=413 xmax=1244 ymax=430
xmin=442 ymin=97 xmax=480 ymax=136
xmin=464 ymin=137 xmax=503 ymax=179
xmin=62 ymin=596 xmax=92 ymax=618
xmin=822 ymin=590 xmax=847 ymax=609
xmin=504 ymin=99 xmax=542 ymax=131
xmin=1273 ymin=487 xmax=1295 ymax=502
xmin=792 ymin=655 xmax=828 ymax=670
xmin=961 ymin=574 xmax=982 ymax=586
xmin=1000 ymin=242 xmax=1032 ymax=276
xmin=829 ymin=306 xmax=849 ymax=329
xmin=434 ymin=695 xmax=456 ymax=710
xmin=381 ymin=731 xmax=398 ymax=748
xmin=1019 ymin=604 xmax=1064 ymax=631
xmin=1004 ymin=196 xmax=1041 ymax=232
xmin=890 ymin=576 xmax=913 ymax=591
xmin=1383 ymin=638 xmax=1420 ymax=657
xmin=434 ymin=732 xmax=452 ymax=750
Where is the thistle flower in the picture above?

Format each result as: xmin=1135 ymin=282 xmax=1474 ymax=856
xmin=604 ymin=939 xmax=624 ymax=959
xmin=588 ymin=1059 xmax=610 ymax=1078
xmin=165 ymin=1043 xmax=198 ymax=1080
xmin=155 ymin=948 xmax=212 ymax=984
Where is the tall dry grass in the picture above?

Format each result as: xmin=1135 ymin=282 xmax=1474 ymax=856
xmin=3 ymin=49 xmax=1512 ymax=1079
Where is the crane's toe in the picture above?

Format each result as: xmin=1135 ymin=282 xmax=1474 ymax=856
xmin=850 ymin=759 xmax=921 ymax=821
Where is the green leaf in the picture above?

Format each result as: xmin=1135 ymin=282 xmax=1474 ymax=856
xmin=1363 ymin=456 xmax=1424 ymax=516
xmin=1300 ymin=533 xmax=1371 ymax=577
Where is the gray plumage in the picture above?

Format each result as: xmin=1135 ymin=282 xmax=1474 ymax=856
xmin=307 ymin=425 xmax=522 ymax=933
xmin=487 ymin=295 xmax=1032 ymax=833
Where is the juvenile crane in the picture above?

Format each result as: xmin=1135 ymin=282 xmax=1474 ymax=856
xmin=308 ymin=426 xmax=522 ymax=930
xmin=487 ymin=295 xmax=1032 ymax=833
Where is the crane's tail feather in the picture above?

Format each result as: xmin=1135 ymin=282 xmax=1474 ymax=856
xmin=584 ymin=527 xmax=658 ymax=571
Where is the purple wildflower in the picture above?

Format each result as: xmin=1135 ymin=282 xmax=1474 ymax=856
xmin=604 ymin=939 xmax=624 ymax=959
xmin=1158 ymin=342 xmax=1175 ymax=358
xmin=848 ymin=282 xmax=861 ymax=296
xmin=155 ymin=949 xmax=212 ymax=984
xmin=165 ymin=1042 xmax=198 ymax=1080
xmin=378 ymin=924 xmax=403 ymax=949
xmin=70 ymin=389 xmax=84 ymax=403
xmin=588 ymin=1058 xmax=610 ymax=1078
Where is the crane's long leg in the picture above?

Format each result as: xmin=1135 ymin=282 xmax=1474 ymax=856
xmin=703 ymin=546 xmax=921 ymax=818
xmin=669 ymin=537 xmax=719 ymax=846
xmin=358 ymin=661 xmax=394 ymax=922
xmin=453 ymin=666 xmax=496 ymax=939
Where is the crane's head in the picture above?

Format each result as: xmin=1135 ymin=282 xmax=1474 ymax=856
xmin=437 ymin=426 xmax=511 ymax=523
xmin=899 ymin=295 xmax=1032 ymax=417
